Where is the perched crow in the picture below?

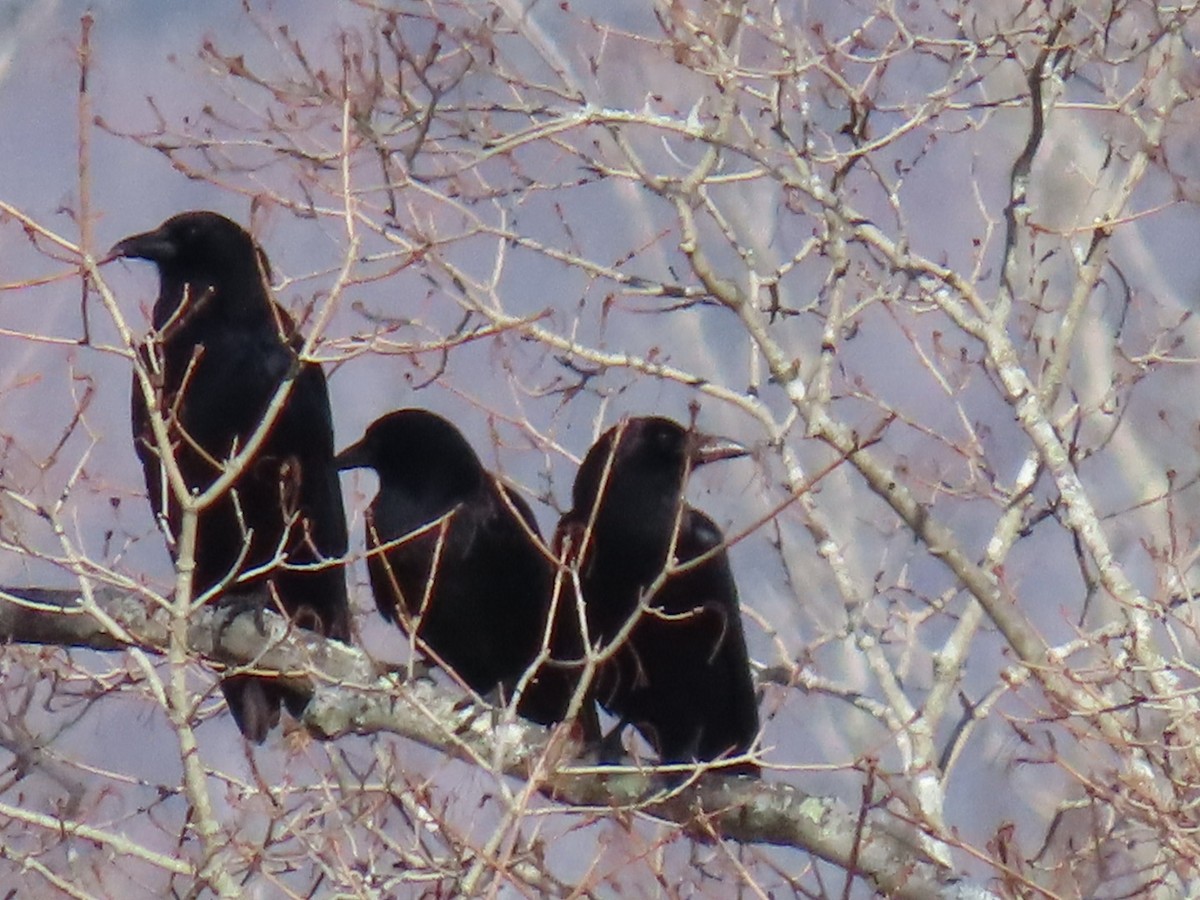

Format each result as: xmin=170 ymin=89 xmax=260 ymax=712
xmin=335 ymin=409 xmax=576 ymax=725
xmin=110 ymin=211 xmax=350 ymax=743
xmin=557 ymin=416 xmax=759 ymax=772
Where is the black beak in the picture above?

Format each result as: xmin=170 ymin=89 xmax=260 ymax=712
xmin=690 ymin=433 xmax=749 ymax=468
xmin=106 ymin=227 xmax=177 ymax=265
xmin=333 ymin=439 xmax=372 ymax=472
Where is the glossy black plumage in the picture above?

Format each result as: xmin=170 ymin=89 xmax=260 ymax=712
xmin=111 ymin=211 xmax=350 ymax=743
xmin=335 ymin=409 xmax=575 ymax=725
xmin=557 ymin=416 xmax=759 ymax=772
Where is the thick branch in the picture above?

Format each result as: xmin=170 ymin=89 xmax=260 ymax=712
xmin=0 ymin=585 xmax=992 ymax=900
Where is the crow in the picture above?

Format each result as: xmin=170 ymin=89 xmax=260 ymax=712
xmin=556 ymin=416 xmax=759 ymax=773
xmin=334 ymin=409 xmax=577 ymax=725
xmin=110 ymin=211 xmax=350 ymax=743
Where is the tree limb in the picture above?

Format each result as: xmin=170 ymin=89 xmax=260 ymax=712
xmin=0 ymin=584 xmax=994 ymax=899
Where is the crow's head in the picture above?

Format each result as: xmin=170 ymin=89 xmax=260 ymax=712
xmin=334 ymin=409 xmax=487 ymax=500
xmin=109 ymin=211 xmax=274 ymax=325
xmin=571 ymin=416 xmax=746 ymax=516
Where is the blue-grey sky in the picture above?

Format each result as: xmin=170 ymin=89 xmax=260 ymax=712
xmin=4 ymin=4 xmax=1200 ymax=894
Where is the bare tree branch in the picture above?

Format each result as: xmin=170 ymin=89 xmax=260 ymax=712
xmin=0 ymin=584 xmax=991 ymax=899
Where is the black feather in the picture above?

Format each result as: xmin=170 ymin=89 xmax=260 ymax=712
xmin=113 ymin=211 xmax=350 ymax=742
xmin=556 ymin=416 xmax=758 ymax=772
xmin=335 ymin=409 xmax=577 ymax=725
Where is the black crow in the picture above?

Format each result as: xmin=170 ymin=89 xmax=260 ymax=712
xmin=334 ymin=409 xmax=576 ymax=725
xmin=111 ymin=211 xmax=350 ymax=743
xmin=557 ymin=416 xmax=759 ymax=772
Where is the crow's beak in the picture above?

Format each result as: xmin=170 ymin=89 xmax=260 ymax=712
xmin=690 ymin=433 xmax=749 ymax=468
xmin=106 ymin=228 xmax=177 ymax=265
xmin=333 ymin=439 xmax=372 ymax=472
